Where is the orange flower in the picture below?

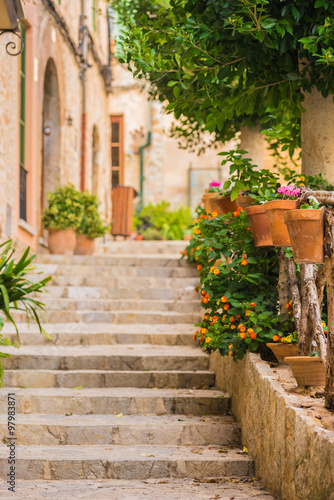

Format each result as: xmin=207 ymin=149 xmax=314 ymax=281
xmin=194 ymin=286 xmax=199 ymax=293
xmin=272 ymin=335 xmax=280 ymax=342
xmin=200 ymin=328 xmax=207 ymax=335
xmin=204 ymin=315 xmax=210 ymax=321
xmin=213 ymin=315 xmax=219 ymax=321
xmin=230 ymin=324 xmax=236 ymax=330
xmin=205 ymin=293 xmax=210 ymax=299
xmin=249 ymin=332 xmax=257 ymax=340
xmin=243 ymin=254 xmax=247 ymax=258
xmin=223 ymin=304 xmax=230 ymax=311
xmin=194 ymin=229 xmax=201 ymax=235
xmin=209 ymin=247 xmax=213 ymax=251
xmin=286 ymin=302 xmax=292 ymax=310
xmin=235 ymin=315 xmax=241 ymax=319
xmin=241 ymin=259 xmax=248 ymax=266
xmin=247 ymin=328 xmax=254 ymax=334
xmin=250 ymin=302 xmax=256 ymax=307
xmin=213 ymin=269 xmax=220 ymax=275
xmin=221 ymin=296 xmax=227 ymax=303
xmin=201 ymin=290 xmax=206 ymax=296
xmin=280 ymin=337 xmax=286 ymax=343
xmin=245 ymin=226 xmax=251 ymax=231
xmin=230 ymin=317 xmax=236 ymax=323
xmin=239 ymin=326 xmax=246 ymax=332
xmin=212 ymin=210 xmax=218 ymax=218
xmin=234 ymin=211 xmax=240 ymax=217
xmin=202 ymin=297 xmax=209 ymax=304
xmin=205 ymin=337 xmax=211 ymax=343
xmin=239 ymin=207 xmax=244 ymax=212
xmin=193 ymin=333 xmax=198 ymax=340
xmin=200 ymin=335 xmax=205 ymax=343
xmin=229 ymin=350 xmax=233 ymax=356
xmin=229 ymin=344 xmax=233 ymax=349
xmin=197 ymin=264 xmax=202 ymax=271
xmin=200 ymin=215 xmax=207 ymax=219
xmin=239 ymin=332 xmax=246 ymax=340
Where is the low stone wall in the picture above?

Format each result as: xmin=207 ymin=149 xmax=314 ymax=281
xmin=210 ymin=351 xmax=334 ymax=500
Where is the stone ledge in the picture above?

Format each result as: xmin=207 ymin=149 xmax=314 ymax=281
xmin=210 ymin=351 xmax=334 ymax=500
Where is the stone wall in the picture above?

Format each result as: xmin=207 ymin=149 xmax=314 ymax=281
xmin=210 ymin=351 xmax=334 ymax=500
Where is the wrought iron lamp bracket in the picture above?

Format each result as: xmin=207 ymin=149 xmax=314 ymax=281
xmin=0 ymin=29 xmax=23 ymax=56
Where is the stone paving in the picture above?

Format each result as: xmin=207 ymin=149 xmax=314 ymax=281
xmin=0 ymin=241 xmax=275 ymax=498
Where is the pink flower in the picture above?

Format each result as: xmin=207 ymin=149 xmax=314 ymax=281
xmin=209 ymin=180 xmax=221 ymax=187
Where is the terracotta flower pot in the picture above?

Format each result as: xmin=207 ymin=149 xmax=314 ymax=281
xmin=236 ymin=195 xmax=256 ymax=210
xmin=75 ymin=234 xmax=95 ymax=255
xmin=202 ymin=193 xmax=239 ymax=215
xmin=285 ymin=356 xmax=325 ymax=386
xmin=264 ymin=200 xmax=298 ymax=247
xmin=135 ymin=233 xmax=144 ymax=241
xmin=283 ymin=208 xmax=325 ymax=264
xmin=48 ymin=228 xmax=76 ymax=255
xmin=266 ymin=343 xmax=299 ymax=363
xmin=245 ymin=205 xmax=273 ymax=247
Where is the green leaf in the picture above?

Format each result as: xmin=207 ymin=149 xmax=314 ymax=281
xmin=287 ymin=72 xmax=299 ymax=81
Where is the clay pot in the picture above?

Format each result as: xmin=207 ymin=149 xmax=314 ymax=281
xmin=202 ymin=193 xmax=239 ymax=215
xmin=266 ymin=343 xmax=299 ymax=363
xmin=285 ymin=356 xmax=325 ymax=386
xmin=135 ymin=233 xmax=144 ymax=241
xmin=284 ymin=208 xmax=325 ymax=264
xmin=236 ymin=195 xmax=256 ymax=210
xmin=264 ymin=200 xmax=298 ymax=247
xmin=48 ymin=228 xmax=76 ymax=255
xmin=245 ymin=205 xmax=273 ymax=247
xmin=75 ymin=234 xmax=95 ymax=255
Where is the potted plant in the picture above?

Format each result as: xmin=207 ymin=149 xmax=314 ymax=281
xmin=266 ymin=331 xmax=299 ymax=363
xmin=284 ymin=199 xmax=326 ymax=264
xmin=202 ymin=181 xmax=239 ymax=215
xmin=42 ymin=184 xmax=83 ymax=255
xmin=263 ymin=185 xmax=301 ymax=247
xmin=245 ymin=203 xmax=273 ymax=247
xmin=75 ymin=192 xmax=110 ymax=255
xmin=285 ymin=352 xmax=325 ymax=386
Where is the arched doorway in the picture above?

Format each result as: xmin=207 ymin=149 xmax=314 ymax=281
xmin=92 ymin=125 xmax=101 ymax=195
xmin=42 ymin=58 xmax=61 ymax=213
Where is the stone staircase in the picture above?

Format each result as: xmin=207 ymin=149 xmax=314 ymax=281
xmin=0 ymin=241 xmax=274 ymax=499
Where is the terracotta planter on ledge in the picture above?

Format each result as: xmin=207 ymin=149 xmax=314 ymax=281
xmin=48 ymin=228 xmax=76 ymax=255
xmin=267 ymin=343 xmax=299 ymax=363
xmin=236 ymin=195 xmax=256 ymax=210
xmin=285 ymin=356 xmax=325 ymax=386
xmin=75 ymin=234 xmax=95 ymax=255
xmin=264 ymin=200 xmax=298 ymax=247
xmin=245 ymin=205 xmax=273 ymax=247
xmin=202 ymin=193 xmax=239 ymax=216
xmin=284 ymin=208 xmax=325 ymax=264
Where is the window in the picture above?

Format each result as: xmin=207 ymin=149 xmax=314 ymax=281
xmin=19 ymin=24 xmax=27 ymax=221
xmin=111 ymin=116 xmax=123 ymax=189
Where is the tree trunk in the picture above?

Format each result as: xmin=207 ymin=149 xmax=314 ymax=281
xmin=299 ymin=265 xmax=310 ymax=355
xmin=287 ymin=257 xmax=301 ymax=337
xmin=324 ymin=211 xmax=334 ymax=409
xmin=277 ymin=252 xmax=290 ymax=319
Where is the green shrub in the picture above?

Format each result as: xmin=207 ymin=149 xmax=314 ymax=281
xmin=76 ymin=192 xmax=110 ymax=239
xmin=42 ymin=184 xmax=83 ymax=231
xmin=134 ymin=201 xmax=192 ymax=240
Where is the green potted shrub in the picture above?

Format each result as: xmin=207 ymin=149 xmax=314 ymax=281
xmin=42 ymin=184 xmax=83 ymax=255
xmin=75 ymin=192 xmax=110 ymax=255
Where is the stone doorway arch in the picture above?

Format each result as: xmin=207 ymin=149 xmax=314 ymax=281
xmin=42 ymin=58 xmax=61 ymax=214
xmin=92 ymin=125 xmax=101 ymax=195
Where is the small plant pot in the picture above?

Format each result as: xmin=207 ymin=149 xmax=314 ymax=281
xmin=264 ymin=200 xmax=298 ymax=247
xmin=236 ymin=195 xmax=256 ymax=210
xmin=266 ymin=343 xmax=299 ymax=363
xmin=135 ymin=233 xmax=144 ymax=241
xmin=283 ymin=208 xmax=325 ymax=264
xmin=75 ymin=234 xmax=95 ymax=255
xmin=245 ymin=205 xmax=273 ymax=247
xmin=48 ymin=228 xmax=76 ymax=255
xmin=202 ymin=193 xmax=220 ymax=214
xmin=202 ymin=193 xmax=239 ymax=215
xmin=285 ymin=356 xmax=325 ymax=386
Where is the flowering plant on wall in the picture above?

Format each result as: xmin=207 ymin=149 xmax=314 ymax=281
xmin=42 ymin=184 xmax=84 ymax=231
xmin=207 ymin=180 xmax=222 ymax=193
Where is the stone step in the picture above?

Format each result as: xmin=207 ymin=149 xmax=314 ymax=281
xmin=0 ymin=388 xmax=230 ymax=415
xmin=1 ymin=345 xmax=208 ymax=371
xmin=48 ymin=275 xmax=199 ymax=289
xmin=0 ymin=479 xmax=275 ymax=499
xmin=38 ymin=298 xmax=200 ymax=313
xmin=37 ymin=254 xmax=189 ymax=267
xmin=4 ymin=369 xmax=215 ymax=389
xmin=0 ymin=414 xmax=240 ymax=446
xmin=100 ymin=240 xmax=188 ymax=254
xmin=33 ymin=264 xmax=198 ymax=279
xmin=1 ymin=323 xmax=195 ymax=346
xmin=37 ymin=285 xmax=197 ymax=301
xmin=9 ymin=310 xmax=201 ymax=324
xmin=0 ymin=445 xmax=254 ymax=480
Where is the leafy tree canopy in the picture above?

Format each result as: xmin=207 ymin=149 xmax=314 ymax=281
xmin=112 ymin=0 xmax=334 ymax=156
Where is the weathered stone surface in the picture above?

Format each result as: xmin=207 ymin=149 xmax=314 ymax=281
xmin=210 ymin=351 xmax=334 ymax=500
xmin=0 ymin=478 xmax=276 ymax=500
xmin=37 ymin=254 xmax=190 ymax=268
xmin=4 ymin=369 xmax=215 ymax=389
xmin=0 ymin=414 xmax=240 ymax=446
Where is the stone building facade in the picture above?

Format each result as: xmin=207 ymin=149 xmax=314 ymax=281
xmin=0 ymin=0 xmax=232 ymax=252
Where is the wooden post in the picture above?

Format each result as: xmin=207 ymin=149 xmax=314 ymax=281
xmin=324 ymin=211 xmax=334 ymax=409
xmin=277 ymin=252 xmax=290 ymax=319
xmin=287 ymin=257 xmax=301 ymax=337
